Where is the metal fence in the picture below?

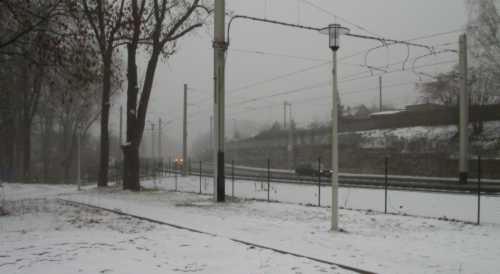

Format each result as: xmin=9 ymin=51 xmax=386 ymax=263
xmin=145 ymin=155 xmax=497 ymax=225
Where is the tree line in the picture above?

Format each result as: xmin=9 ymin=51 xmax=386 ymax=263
xmin=0 ymin=0 xmax=210 ymax=190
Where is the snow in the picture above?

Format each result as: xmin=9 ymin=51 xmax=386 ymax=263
xmin=2 ymin=180 xmax=500 ymax=273
xmin=0 ymin=184 xmax=351 ymax=274
xmin=1 ymin=183 xmax=75 ymax=201
xmin=353 ymin=121 xmax=500 ymax=150
xmin=54 ymin=176 xmax=500 ymax=274
xmin=144 ymin=175 xmax=500 ymax=224
xmin=369 ymin=110 xmax=404 ymax=116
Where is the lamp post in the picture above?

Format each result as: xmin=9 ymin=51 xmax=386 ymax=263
xmin=77 ymin=127 xmax=81 ymax=191
xmin=320 ymin=23 xmax=349 ymax=231
xmin=213 ymin=0 xmax=226 ymax=202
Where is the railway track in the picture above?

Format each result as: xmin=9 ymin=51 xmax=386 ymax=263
xmin=162 ymin=164 xmax=500 ymax=195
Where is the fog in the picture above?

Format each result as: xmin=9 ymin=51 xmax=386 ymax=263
xmin=120 ymin=0 xmax=468 ymax=157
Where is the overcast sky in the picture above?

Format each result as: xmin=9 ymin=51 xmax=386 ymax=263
xmin=113 ymin=0 xmax=469 ymax=157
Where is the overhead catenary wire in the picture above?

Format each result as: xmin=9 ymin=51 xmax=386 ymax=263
xmin=225 ymin=59 xmax=457 ymax=109
xmin=298 ymin=0 xmax=381 ymax=37
xmin=185 ymin=58 xmax=457 ymax=122
xmin=179 ymin=59 xmax=457 ymax=124
xmin=227 ymin=14 xmax=432 ymax=51
xmin=190 ymin=33 xmax=460 ymax=108
xmin=227 ymin=81 xmax=417 ymax=117
xmin=170 ymin=18 xmax=464 ymax=124
xmin=185 ymin=53 xmax=458 ymax=123
xmin=230 ymin=48 xmax=328 ymax=62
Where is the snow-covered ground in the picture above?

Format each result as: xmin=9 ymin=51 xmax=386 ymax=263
xmin=150 ymin=175 xmax=500 ymax=224
xmin=2 ymin=181 xmax=500 ymax=273
xmin=0 ymin=184 xmax=352 ymax=274
xmin=54 ymin=177 xmax=500 ymax=274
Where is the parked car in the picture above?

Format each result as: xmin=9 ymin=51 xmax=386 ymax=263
xmin=295 ymin=162 xmax=332 ymax=177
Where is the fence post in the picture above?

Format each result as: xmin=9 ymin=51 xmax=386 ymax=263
xmin=153 ymin=159 xmax=156 ymax=184
xmin=318 ymin=157 xmax=321 ymax=207
xmin=167 ymin=159 xmax=171 ymax=175
xmin=118 ymin=161 xmax=121 ymax=183
xmin=160 ymin=159 xmax=163 ymax=178
xmin=189 ymin=157 xmax=192 ymax=175
xmin=199 ymin=160 xmax=202 ymax=194
xmin=384 ymin=156 xmax=388 ymax=214
xmin=477 ymin=155 xmax=481 ymax=225
xmin=175 ymin=161 xmax=178 ymax=191
xmin=267 ymin=158 xmax=271 ymax=202
xmin=232 ymin=160 xmax=235 ymax=198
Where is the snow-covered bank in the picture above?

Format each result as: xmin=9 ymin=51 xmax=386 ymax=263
xmin=144 ymin=175 xmax=500 ymax=224
xmin=0 ymin=184 xmax=351 ymax=274
xmin=1 ymin=183 xmax=75 ymax=201
xmin=63 ymin=179 xmax=500 ymax=274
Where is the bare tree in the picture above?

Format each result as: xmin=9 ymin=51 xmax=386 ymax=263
xmin=416 ymin=69 xmax=460 ymax=106
xmin=0 ymin=0 xmax=77 ymax=180
xmin=0 ymin=0 xmax=106 ymax=182
xmin=467 ymin=0 xmax=500 ymax=110
xmin=467 ymin=0 xmax=500 ymax=71
xmin=415 ymin=1 xmax=500 ymax=112
xmin=122 ymin=0 xmax=208 ymax=191
xmin=77 ymin=0 xmax=126 ymax=187
xmin=0 ymin=0 xmax=65 ymax=52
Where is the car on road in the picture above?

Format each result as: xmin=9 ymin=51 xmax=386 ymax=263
xmin=295 ymin=162 xmax=332 ymax=177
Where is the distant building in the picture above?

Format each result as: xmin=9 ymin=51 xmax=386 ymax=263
xmin=352 ymin=104 xmax=371 ymax=119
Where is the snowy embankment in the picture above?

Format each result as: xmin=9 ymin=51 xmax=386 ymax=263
xmin=56 ymin=176 xmax=500 ymax=274
xmin=354 ymin=121 xmax=500 ymax=150
xmin=150 ymin=174 xmax=500 ymax=224
xmin=0 ymin=183 xmax=351 ymax=274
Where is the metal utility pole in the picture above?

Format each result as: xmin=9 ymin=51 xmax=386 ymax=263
xmin=77 ymin=128 xmax=81 ymax=191
xmin=150 ymin=123 xmax=155 ymax=160
xmin=283 ymin=101 xmax=287 ymax=128
xmin=158 ymin=118 xmax=162 ymax=172
xmin=118 ymin=105 xmax=123 ymax=185
xmin=119 ymin=105 xmax=123 ymax=157
xmin=209 ymin=115 xmax=213 ymax=151
xmin=379 ymin=76 xmax=383 ymax=112
xmin=213 ymin=0 xmax=226 ymax=202
xmin=182 ymin=84 xmax=188 ymax=176
xmin=330 ymin=46 xmax=340 ymax=231
xmin=459 ymin=34 xmax=469 ymax=184
xmin=320 ymin=23 xmax=349 ymax=231
xmin=287 ymin=102 xmax=293 ymax=169
xmin=232 ymin=118 xmax=237 ymax=139
xmin=150 ymin=123 xmax=155 ymax=181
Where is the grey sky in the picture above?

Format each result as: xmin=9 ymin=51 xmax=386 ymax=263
xmin=114 ymin=0 xmax=468 ymax=156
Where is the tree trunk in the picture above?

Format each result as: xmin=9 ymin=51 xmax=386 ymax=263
xmin=98 ymin=55 xmax=112 ymax=187
xmin=22 ymin=122 xmax=31 ymax=181
xmin=123 ymin=42 xmax=140 ymax=191
xmin=123 ymin=144 xmax=140 ymax=191
xmin=6 ymin=138 xmax=15 ymax=181
xmin=41 ymin=114 xmax=53 ymax=182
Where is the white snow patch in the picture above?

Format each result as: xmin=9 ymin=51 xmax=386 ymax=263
xmin=0 ymin=184 xmax=350 ymax=274
xmin=60 ymin=177 xmax=500 ymax=274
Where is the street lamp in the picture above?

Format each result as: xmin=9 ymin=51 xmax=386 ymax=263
xmin=320 ymin=23 xmax=349 ymax=231
xmin=320 ymin=23 xmax=349 ymax=51
xmin=77 ymin=127 xmax=81 ymax=191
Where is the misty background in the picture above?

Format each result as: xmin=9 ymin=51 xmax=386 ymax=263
xmin=117 ymin=0 xmax=468 ymax=160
